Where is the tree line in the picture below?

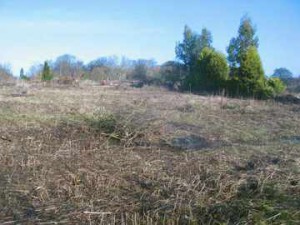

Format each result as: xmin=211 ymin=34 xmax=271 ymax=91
xmin=2 ymin=16 xmax=298 ymax=98
xmin=172 ymin=16 xmax=287 ymax=99
xmin=19 ymin=55 xmax=158 ymax=84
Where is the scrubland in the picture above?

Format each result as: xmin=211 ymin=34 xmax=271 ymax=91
xmin=0 ymin=83 xmax=299 ymax=224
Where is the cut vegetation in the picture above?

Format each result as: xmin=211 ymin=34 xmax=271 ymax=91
xmin=0 ymin=84 xmax=299 ymax=224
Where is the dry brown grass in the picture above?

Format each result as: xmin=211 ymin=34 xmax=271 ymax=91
xmin=0 ymin=83 xmax=299 ymax=224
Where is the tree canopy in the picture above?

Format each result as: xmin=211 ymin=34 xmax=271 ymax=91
xmin=238 ymin=46 xmax=265 ymax=96
xmin=173 ymin=16 xmax=286 ymax=99
xmin=192 ymin=48 xmax=229 ymax=92
xmin=272 ymin=68 xmax=293 ymax=80
xmin=227 ymin=16 xmax=259 ymax=69
xmin=52 ymin=54 xmax=84 ymax=77
xmin=176 ymin=25 xmax=213 ymax=72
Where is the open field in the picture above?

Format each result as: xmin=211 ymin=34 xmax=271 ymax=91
xmin=0 ymin=83 xmax=299 ymax=224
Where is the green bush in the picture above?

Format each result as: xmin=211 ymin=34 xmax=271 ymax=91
xmin=226 ymin=47 xmax=284 ymax=99
xmin=267 ymin=77 xmax=286 ymax=95
xmin=88 ymin=113 xmax=117 ymax=133
xmin=254 ymin=80 xmax=275 ymax=99
xmin=189 ymin=47 xmax=229 ymax=93
xmin=254 ymin=78 xmax=286 ymax=99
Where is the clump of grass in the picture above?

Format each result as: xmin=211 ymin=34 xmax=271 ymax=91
xmin=221 ymin=102 xmax=241 ymax=110
xmin=87 ymin=112 xmax=118 ymax=134
xmin=83 ymin=109 xmax=162 ymax=148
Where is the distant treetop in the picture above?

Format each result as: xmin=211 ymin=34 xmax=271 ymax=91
xmin=227 ymin=15 xmax=259 ymax=68
xmin=272 ymin=68 xmax=293 ymax=80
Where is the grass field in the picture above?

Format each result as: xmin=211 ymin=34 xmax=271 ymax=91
xmin=0 ymin=83 xmax=299 ymax=224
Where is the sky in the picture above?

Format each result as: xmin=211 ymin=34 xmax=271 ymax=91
xmin=0 ymin=0 xmax=299 ymax=76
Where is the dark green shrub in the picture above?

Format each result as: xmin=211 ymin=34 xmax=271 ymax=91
xmin=226 ymin=47 xmax=282 ymax=99
xmin=238 ymin=47 xmax=265 ymax=96
xmin=41 ymin=61 xmax=53 ymax=81
xmin=190 ymin=47 xmax=229 ymax=93
xmin=131 ymin=81 xmax=144 ymax=88
xmin=88 ymin=113 xmax=117 ymax=133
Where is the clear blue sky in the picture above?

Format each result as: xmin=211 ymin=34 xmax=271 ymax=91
xmin=0 ymin=0 xmax=299 ymax=76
